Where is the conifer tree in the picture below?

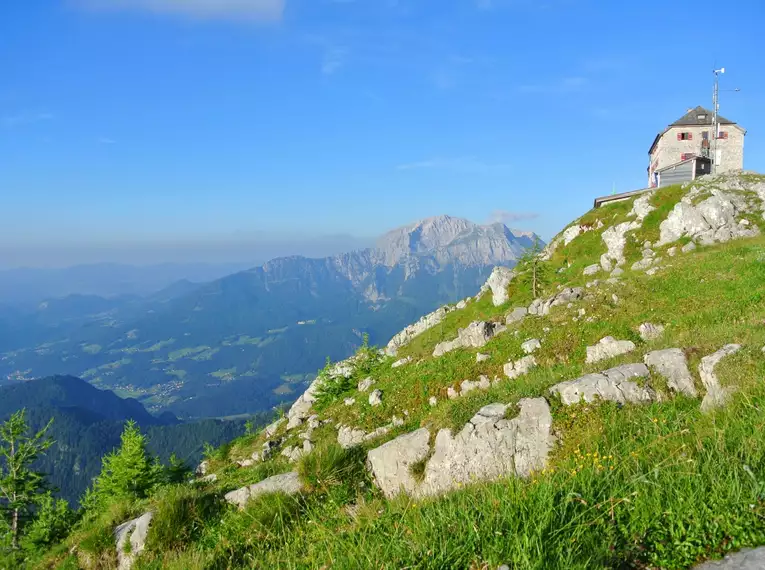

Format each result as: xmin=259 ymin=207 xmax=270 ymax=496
xmin=0 ymin=410 xmax=53 ymax=551
xmin=83 ymin=421 xmax=161 ymax=513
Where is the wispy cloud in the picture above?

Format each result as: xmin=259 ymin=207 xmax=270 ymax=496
xmin=396 ymin=157 xmax=511 ymax=174
xmin=321 ymin=46 xmax=348 ymax=75
xmin=77 ymin=0 xmax=285 ymax=22
xmin=488 ymin=210 xmax=540 ymax=224
xmin=2 ymin=112 xmax=54 ymax=127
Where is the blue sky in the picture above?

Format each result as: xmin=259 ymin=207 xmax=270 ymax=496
xmin=2 ymin=0 xmax=764 ymax=266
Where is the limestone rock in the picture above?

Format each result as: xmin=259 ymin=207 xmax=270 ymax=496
xmin=460 ymin=379 xmax=478 ymax=396
xmin=366 ymin=428 xmax=431 ymax=499
xmin=392 ymin=356 xmax=412 ymax=368
xmin=281 ymin=445 xmax=304 ymax=463
xmin=429 ymin=396 xmax=438 ymax=406
xmin=658 ymin=190 xmax=760 ymax=247
xmin=224 ymin=472 xmax=302 ymax=509
xmin=344 ymin=397 xmax=356 ymax=406
xmin=667 ymin=246 xmax=677 ymax=257
xmin=385 ymin=305 xmax=454 ymax=356
xmin=505 ymin=307 xmax=528 ymax=324
xmin=195 ymin=460 xmax=209 ymax=477
xmin=503 ymin=355 xmax=537 ymax=379
xmin=611 ymin=267 xmax=624 ymax=277
xmin=337 ymin=426 xmax=367 ymax=448
xmin=692 ymin=547 xmax=765 ymax=569
xmin=644 ymin=348 xmax=697 ymax=397
xmin=601 ymin=221 xmax=640 ymax=268
xmin=682 ymin=241 xmax=697 ymax=253
xmin=585 ymin=336 xmax=636 ymax=363
xmin=583 ymin=264 xmax=601 ymax=276
xmin=357 ymin=377 xmax=375 ymax=392
xmin=201 ymin=473 xmax=217 ymax=483
xmin=286 ymin=375 xmax=324 ymax=430
xmin=629 ymin=194 xmax=655 ymax=221
xmin=700 ymin=344 xmax=742 ymax=412
xmin=521 ymin=338 xmax=541 ymax=354
xmin=264 ymin=418 xmax=286 ymax=438
xmin=476 ymin=352 xmax=490 ymax=362
xmin=638 ymin=322 xmax=665 ymax=341
xmin=447 ymin=386 xmax=460 ymax=400
xmin=115 ymin=512 xmax=153 ymax=570
xmin=369 ymin=399 xmax=553 ymax=499
xmin=480 ymin=266 xmax=516 ymax=307
xmin=528 ymin=287 xmax=584 ymax=317
xmin=550 ymin=364 xmax=656 ymax=405
xmin=433 ymin=321 xmax=506 ymax=357
xmin=631 ymin=257 xmax=655 ymax=271
xmin=562 ymin=224 xmax=584 ymax=246
xmin=418 ymin=398 xmax=553 ymax=497
xmin=369 ymin=389 xmax=383 ymax=407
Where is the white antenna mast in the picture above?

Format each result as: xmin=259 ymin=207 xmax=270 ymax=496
xmin=712 ymin=67 xmax=724 ymax=174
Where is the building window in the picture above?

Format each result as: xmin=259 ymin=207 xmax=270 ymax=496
xmin=697 ymin=114 xmax=707 ymax=121
xmin=677 ymin=132 xmax=693 ymax=141
xmin=681 ymin=153 xmax=694 ymax=161
xmin=717 ymin=131 xmax=729 ymax=139
xmin=702 ymin=131 xmax=709 ymax=140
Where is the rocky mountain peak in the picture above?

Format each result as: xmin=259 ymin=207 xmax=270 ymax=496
xmin=374 ymin=214 xmax=541 ymax=267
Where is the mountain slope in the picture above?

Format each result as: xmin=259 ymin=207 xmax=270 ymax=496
xmin=0 ymin=216 xmax=541 ymax=419
xmin=57 ymin=171 xmax=765 ymax=570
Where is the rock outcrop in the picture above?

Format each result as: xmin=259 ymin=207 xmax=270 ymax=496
xmin=504 ymin=356 xmax=537 ymax=379
xmin=114 ymin=512 xmax=153 ymax=570
xmin=699 ymin=344 xmax=742 ymax=412
xmin=600 ymin=221 xmax=640 ymax=270
xmin=638 ymin=322 xmax=665 ymax=341
xmin=480 ymin=266 xmax=515 ymax=306
xmin=224 ymin=472 xmax=302 ymax=509
xmin=644 ymin=348 xmax=697 ymax=397
xmin=550 ymin=364 xmax=657 ymax=405
xmin=505 ymin=307 xmax=528 ymax=324
xmin=527 ymin=287 xmax=583 ymax=317
xmin=658 ymin=185 xmax=760 ymax=247
xmin=368 ymin=398 xmax=553 ymax=499
xmin=585 ymin=336 xmax=636 ymax=364
xmin=433 ymin=321 xmax=506 ymax=357
xmin=366 ymin=428 xmax=431 ymax=498
xmin=385 ymin=306 xmax=454 ymax=356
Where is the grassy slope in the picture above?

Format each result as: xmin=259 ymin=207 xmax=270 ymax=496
xmin=40 ymin=175 xmax=765 ymax=570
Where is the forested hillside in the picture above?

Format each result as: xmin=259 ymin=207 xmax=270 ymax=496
xmin=0 ymin=376 xmax=257 ymax=504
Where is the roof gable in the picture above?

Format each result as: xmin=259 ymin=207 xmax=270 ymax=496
xmin=670 ymin=106 xmax=735 ymax=127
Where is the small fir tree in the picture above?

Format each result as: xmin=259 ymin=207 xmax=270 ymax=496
xmin=517 ymin=238 xmax=549 ymax=299
xmin=83 ymin=421 xmax=161 ymax=513
xmin=0 ymin=410 xmax=53 ymax=551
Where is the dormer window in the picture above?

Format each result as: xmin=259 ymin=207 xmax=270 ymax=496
xmin=697 ymin=114 xmax=707 ymax=121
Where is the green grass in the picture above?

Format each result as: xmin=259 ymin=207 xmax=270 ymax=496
xmin=40 ymin=174 xmax=765 ymax=569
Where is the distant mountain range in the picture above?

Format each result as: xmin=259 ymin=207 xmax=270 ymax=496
xmin=0 ymin=375 xmax=248 ymax=504
xmin=0 ymin=215 xmax=541 ymax=419
xmin=0 ymin=262 xmax=254 ymax=307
